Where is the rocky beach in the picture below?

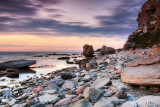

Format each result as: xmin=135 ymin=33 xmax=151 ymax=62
xmin=0 ymin=45 xmax=159 ymax=107
xmin=0 ymin=0 xmax=160 ymax=107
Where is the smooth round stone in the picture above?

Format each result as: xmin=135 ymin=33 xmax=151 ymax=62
xmin=91 ymin=77 xmax=110 ymax=89
xmin=121 ymin=101 xmax=138 ymax=107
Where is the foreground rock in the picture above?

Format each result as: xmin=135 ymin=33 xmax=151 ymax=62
xmin=0 ymin=59 xmax=36 ymax=70
xmin=69 ymin=99 xmax=93 ymax=107
xmin=38 ymin=94 xmax=59 ymax=103
xmin=122 ymin=63 xmax=160 ymax=86
xmin=82 ymin=44 xmax=94 ymax=57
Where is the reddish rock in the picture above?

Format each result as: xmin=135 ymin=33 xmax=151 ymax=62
xmin=147 ymin=48 xmax=160 ymax=56
xmin=100 ymin=45 xmax=115 ymax=55
xmin=54 ymin=98 xmax=72 ymax=107
xmin=76 ymin=83 xmax=90 ymax=95
xmin=32 ymin=87 xmax=43 ymax=93
xmin=150 ymin=86 xmax=159 ymax=93
xmin=82 ymin=44 xmax=94 ymax=57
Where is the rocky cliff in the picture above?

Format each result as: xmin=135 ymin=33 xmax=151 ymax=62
xmin=126 ymin=0 xmax=160 ymax=49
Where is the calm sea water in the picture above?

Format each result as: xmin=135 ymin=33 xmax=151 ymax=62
xmin=0 ymin=52 xmax=81 ymax=86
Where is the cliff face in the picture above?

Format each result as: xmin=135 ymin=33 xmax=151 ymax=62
xmin=126 ymin=0 xmax=160 ymax=49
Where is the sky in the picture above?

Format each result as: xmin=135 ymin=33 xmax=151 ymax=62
xmin=0 ymin=0 xmax=147 ymax=52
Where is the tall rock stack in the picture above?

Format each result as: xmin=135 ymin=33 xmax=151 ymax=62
xmin=124 ymin=0 xmax=160 ymax=50
xmin=82 ymin=44 xmax=94 ymax=57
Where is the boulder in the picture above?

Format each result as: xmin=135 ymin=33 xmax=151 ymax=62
xmin=69 ymin=99 xmax=93 ymax=107
xmin=100 ymin=45 xmax=115 ymax=55
xmin=83 ymin=87 xmax=101 ymax=101
xmin=121 ymin=64 xmax=160 ymax=86
xmin=82 ymin=44 xmax=94 ymax=57
xmin=137 ymin=96 xmax=160 ymax=107
xmin=0 ymin=59 xmax=36 ymax=70
xmin=91 ymin=77 xmax=110 ymax=89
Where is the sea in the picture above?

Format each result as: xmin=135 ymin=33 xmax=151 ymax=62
xmin=0 ymin=52 xmax=81 ymax=86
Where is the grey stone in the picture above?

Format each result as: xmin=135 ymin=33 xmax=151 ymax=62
xmin=83 ymin=87 xmax=101 ymax=101
xmin=38 ymin=94 xmax=59 ymax=103
xmin=91 ymin=77 xmax=110 ymax=89
xmin=121 ymin=101 xmax=138 ymax=107
xmin=93 ymin=100 xmax=114 ymax=107
xmin=62 ymin=80 xmax=78 ymax=89
xmin=69 ymin=99 xmax=93 ymax=107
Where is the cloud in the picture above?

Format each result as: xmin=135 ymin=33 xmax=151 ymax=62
xmin=0 ymin=0 xmax=148 ymax=38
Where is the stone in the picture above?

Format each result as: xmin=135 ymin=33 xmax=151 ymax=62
xmin=108 ymin=97 xmax=123 ymax=106
xmin=39 ymin=90 xmax=57 ymax=95
xmin=150 ymin=86 xmax=159 ymax=93
xmin=62 ymin=80 xmax=78 ymax=89
xmin=49 ymin=77 xmax=65 ymax=86
xmin=31 ymin=102 xmax=46 ymax=107
xmin=91 ymin=77 xmax=110 ymax=89
xmin=115 ymin=64 xmax=123 ymax=74
xmin=83 ymin=87 xmax=101 ymax=101
xmin=126 ymin=56 xmax=160 ymax=67
xmin=100 ymin=45 xmax=115 ymax=55
xmin=32 ymin=87 xmax=43 ymax=93
xmin=55 ymin=98 xmax=72 ymax=107
xmin=86 ymin=61 xmax=97 ymax=70
xmin=61 ymin=73 xmax=76 ymax=80
xmin=26 ymin=99 xmax=38 ymax=106
xmin=93 ymin=100 xmax=114 ymax=107
xmin=121 ymin=101 xmax=138 ymax=107
xmin=69 ymin=99 xmax=93 ymax=107
xmin=12 ymin=103 xmax=27 ymax=107
xmin=0 ymin=59 xmax=36 ymax=70
xmin=8 ymin=99 xmax=18 ymax=106
xmin=45 ymin=83 xmax=59 ymax=90
xmin=115 ymin=88 xmax=127 ymax=99
xmin=6 ymin=71 xmax=19 ymax=78
xmin=76 ymin=83 xmax=90 ymax=95
xmin=82 ymin=44 xmax=94 ymax=57
xmin=38 ymin=94 xmax=59 ymax=103
xmin=137 ymin=96 xmax=160 ymax=107
xmin=121 ymin=64 xmax=160 ymax=85
xmin=111 ymin=80 xmax=127 ymax=89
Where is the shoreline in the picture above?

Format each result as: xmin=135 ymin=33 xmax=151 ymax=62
xmin=0 ymin=48 xmax=160 ymax=107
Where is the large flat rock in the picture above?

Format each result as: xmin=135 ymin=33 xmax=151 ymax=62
xmin=126 ymin=55 xmax=160 ymax=67
xmin=0 ymin=59 xmax=36 ymax=70
xmin=121 ymin=64 xmax=160 ymax=86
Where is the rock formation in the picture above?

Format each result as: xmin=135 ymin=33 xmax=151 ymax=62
xmin=124 ymin=0 xmax=160 ymax=49
xmin=82 ymin=44 xmax=94 ymax=57
xmin=100 ymin=45 xmax=115 ymax=55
